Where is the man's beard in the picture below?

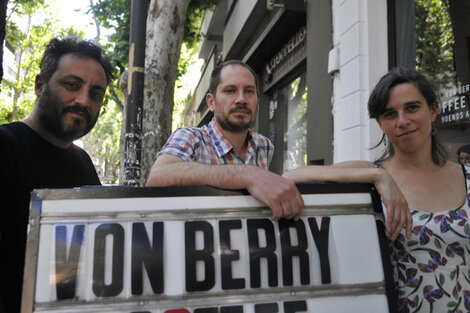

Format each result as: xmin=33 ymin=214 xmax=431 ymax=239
xmin=216 ymin=104 xmax=256 ymax=133
xmin=37 ymin=85 xmax=99 ymax=142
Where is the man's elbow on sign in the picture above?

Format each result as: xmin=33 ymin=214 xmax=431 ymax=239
xmin=145 ymin=154 xmax=189 ymax=187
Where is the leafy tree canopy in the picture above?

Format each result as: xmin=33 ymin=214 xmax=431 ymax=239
xmin=88 ymin=0 xmax=129 ymax=74
xmin=1 ymin=0 xmax=86 ymax=124
xmin=415 ymin=0 xmax=456 ymax=90
xmin=89 ymin=0 xmax=218 ymax=79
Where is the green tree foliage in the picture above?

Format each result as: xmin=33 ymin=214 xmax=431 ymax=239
xmin=0 ymin=0 xmax=73 ymax=124
xmin=82 ymin=102 xmax=122 ymax=184
xmin=185 ymin=0 xmax=218 ymax=48
xmin=88 ymin=0 xmax=129 ymax=75
xmin=415 ymin=0 xmax=456 ymax=90
xmin=0 ymin=0 xmax=89 ymax=124
xmin=84 ymin=0 xmax=127 ymax=112
xmin=179 ymin=0 xmax=218 ymax=78
xmin=89 ymin=0 xmax=217 ymax=89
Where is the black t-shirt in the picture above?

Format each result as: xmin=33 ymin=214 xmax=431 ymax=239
xmin=0 ymin=122 xmax=100 ymax=313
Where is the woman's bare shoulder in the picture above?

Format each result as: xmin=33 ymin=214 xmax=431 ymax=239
xmin=445 ymin=160 xmax=464 ymax=176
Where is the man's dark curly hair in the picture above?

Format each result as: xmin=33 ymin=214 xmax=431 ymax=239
xmin=39 ymin=37 xmax=115 ymax=85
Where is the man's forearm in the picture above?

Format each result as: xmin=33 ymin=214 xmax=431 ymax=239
xmin=146 ymin=155 xmax=304 ymax=220
xmin=146 ymin=161 xmax=261 ymax=190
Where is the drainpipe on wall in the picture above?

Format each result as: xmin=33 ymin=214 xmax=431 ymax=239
xmin=122 ymin=0 xmax=148 ymax=186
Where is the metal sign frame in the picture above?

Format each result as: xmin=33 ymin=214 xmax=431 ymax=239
xmin=21 ymin=183 xmax=397 ymax=313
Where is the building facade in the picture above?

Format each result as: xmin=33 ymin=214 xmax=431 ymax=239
xmin=1 ymin=41 xmax=18 ymax=105
xmin=179 ymin=0 xmax=470 ymax=174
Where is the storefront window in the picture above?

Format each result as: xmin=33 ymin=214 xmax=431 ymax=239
xmin=269 ymin=72 xmax=307 ymax=172
xmin=415 ymin=0 xmax=470 ymax=163
xmin=285 ymin=73 xmax=308 ymax=170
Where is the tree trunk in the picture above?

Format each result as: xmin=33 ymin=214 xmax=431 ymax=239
xmin=88 ymin=0 xmax=101 ymax=43
xmin=141 ymin=0 xmax=190 ymax=185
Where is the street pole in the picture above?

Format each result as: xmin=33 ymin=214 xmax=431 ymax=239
xmin=122 ymin=0 xmax=148 ymax=186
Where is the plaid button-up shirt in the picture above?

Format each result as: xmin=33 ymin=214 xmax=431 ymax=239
xmin=156 ymin=119 xmax=274 ymax=169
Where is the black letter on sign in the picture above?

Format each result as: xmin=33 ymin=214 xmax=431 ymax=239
xmin=219 ymin=219 xmax=245 ymax=290
xmin=279 ymin=219 xmax=309 ymax=286
xmin=284 ymin=301 xmax=307 ymax=313
xmin=55 ymin=225 xmax=85 ymax=300
xmin=221 ymin=306 xmax=243 ymax=313
xmin=185 ymin=221 xmax=215 ymax=291
xmin=92 ymin=223 xmax=124 ymax=297
xmin=194 ymin=309 xmax=217 ymax=313
xmin=247 ymin=219 xmax=278 ymax=288
xmin=255 ymin=303 xmax=279 ymax=313
xmin=308 ymin=217 xmax=331 ymax=284
xmin=131 ymin=222 xmax=164 ymax=295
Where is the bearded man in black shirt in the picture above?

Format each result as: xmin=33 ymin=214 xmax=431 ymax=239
xmin=0 ymin=37 xmax=114 ymax=313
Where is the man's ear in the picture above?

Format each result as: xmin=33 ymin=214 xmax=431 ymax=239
xmin=35 ymin=74 xmax=45 ymax=97
xmin=206 ymin=93 xmax=215 ymax=112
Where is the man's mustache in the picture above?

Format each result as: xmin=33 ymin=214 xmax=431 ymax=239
xmin=62 ymin=105 xmax=91 ymax=122
xmin=229 ymin=105 xmax=252 ymax=115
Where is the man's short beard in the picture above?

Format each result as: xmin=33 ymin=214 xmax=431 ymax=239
xmin=216 ymin=115 xmax=255 ymax=133
xmin=37 ymin=85 xmax=98 ymax=142
xmin=215 ymin=103 xmax=256 ymax=133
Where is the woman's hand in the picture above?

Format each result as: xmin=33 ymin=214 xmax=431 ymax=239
xmin=374 ymin=169 xmax=412 ymax=240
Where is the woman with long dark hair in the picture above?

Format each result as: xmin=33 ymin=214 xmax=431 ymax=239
xmin=284 ymin=68 xmax=469 ymax=312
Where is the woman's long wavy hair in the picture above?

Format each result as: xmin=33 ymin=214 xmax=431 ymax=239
xmin=368 ymin=67 xmax=448 ymax=166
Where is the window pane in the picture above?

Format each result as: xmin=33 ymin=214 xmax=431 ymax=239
xmin=283 ymin=72 xmax=308 ymax=171
xmin=416 ymin=0 xmax=470 ymax=163
xmin=267 ymin=71 xmax=308 ymax=173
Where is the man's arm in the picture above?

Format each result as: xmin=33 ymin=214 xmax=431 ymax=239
xmin=146 ymin=154 xmax=304 ymax=220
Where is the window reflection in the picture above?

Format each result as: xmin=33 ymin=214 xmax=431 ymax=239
xmin=284 ymin=73 xmax=308 ymax=171
xmin=268 ymin=71 xmax=308 ymax=173
xmin=416 ymin=0 xmax=470 ymax=162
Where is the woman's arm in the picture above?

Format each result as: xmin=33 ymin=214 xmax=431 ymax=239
xmin=283 ymin=161 xmax=412 ymax=240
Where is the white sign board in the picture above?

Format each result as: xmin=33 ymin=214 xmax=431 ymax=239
xmin=22 ymin=184 xmax=397 ymax=313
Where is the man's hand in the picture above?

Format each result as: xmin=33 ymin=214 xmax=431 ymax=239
xmin=245 ymin=168 xmax=304 ymax=220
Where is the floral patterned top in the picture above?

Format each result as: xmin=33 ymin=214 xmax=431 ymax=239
xmin=391 ymin=164 xmax=470 ymax=313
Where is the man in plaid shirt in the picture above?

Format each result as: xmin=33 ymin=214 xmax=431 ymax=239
xmin=146 ymin=60 xmax=303 ymax=220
